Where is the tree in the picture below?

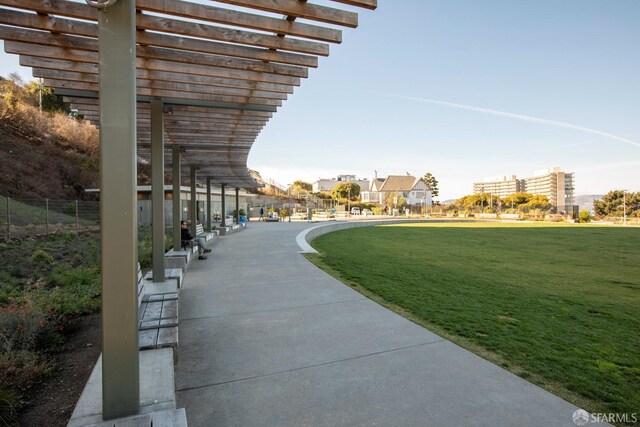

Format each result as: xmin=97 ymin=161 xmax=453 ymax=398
xmin=0 ymin=73 xmax=27 ymax=111
xmin=423 ymin=172 xmax=439 ymax=198
xmin=332 ymin=182 xmax=360 ymax=201
xmin=523 ymin=195 xmax=551 ymax=211
xmin=454 ymin=193 xmax=493 ymax=212
xmin=502 ymin=192 xmax=533 ymax=209
xmin=383 ymin=192 xmax=406 ymax=210
xmin=292 ymin=180 xmax=312 ymax=192
xmin=578 ymin=209 xmax=591 ymax=223
xmin=26 ymin=81 xmax=70 ymax=114
xmin=593 ymin=190 xmax=639 ymax=218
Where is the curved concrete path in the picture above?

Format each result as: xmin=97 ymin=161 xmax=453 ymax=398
xmin=176 ymin=222 xmax=588 ymax=426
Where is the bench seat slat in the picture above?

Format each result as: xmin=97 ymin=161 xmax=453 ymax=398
xmin=157 ymin=327 xmax=178 ymax=348
xmin=140 ymin=322 xmax=178 ymax=331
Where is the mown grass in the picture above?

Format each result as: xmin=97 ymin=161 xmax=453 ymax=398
xmin=309 ymin=223 xmax=640 ymax=418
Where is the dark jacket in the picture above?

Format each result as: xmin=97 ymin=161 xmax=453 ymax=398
xmin=181 ymin=228 xmax=193 ymax=241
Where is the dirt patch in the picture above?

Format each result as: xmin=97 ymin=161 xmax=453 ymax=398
xmin=19 ymin=313 xmax=101 ymax=427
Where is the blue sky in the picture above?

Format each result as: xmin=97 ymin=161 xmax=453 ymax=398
xmin=1 ymin=1 xmax=638 ymax=199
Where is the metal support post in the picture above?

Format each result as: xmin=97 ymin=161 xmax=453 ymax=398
xmin=206 ymin=177 xmax=212 ymax=231
xmin=190 ymin=167 xmax=197 ymax=236
xmin=235 ymin=188 xmax=240 ymax=224
xmin=220 ymin=184 xmax=226 ymax=227
xmin=98 ymin=0 xmax=139 ymax=419
xmin=172 ymin=145 xmax=181 ymax=251
xmin=151 ymin=98 xmax=165 ymax=282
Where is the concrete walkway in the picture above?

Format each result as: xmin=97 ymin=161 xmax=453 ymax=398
xmin=176 ymin=222 xmax=585 ymax=426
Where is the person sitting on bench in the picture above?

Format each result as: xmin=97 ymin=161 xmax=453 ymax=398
xmin=181 ymin=220 xmax=211 ymax=260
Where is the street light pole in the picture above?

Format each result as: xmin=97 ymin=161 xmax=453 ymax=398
xmin=288 ymin=184 xmax=291 ymax=222
xmin=623 ymin=190 xmax=627 ymax=226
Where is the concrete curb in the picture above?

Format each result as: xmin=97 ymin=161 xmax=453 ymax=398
xmin=296 ymin=219 xmax=434 ymax=254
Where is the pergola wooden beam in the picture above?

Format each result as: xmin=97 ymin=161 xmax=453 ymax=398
xmin=136 ymin=0 xmax=341 ymax=43
xmin=213 ymin=0 xmax=359 ymax=28
xmin=9 ymin=44 xmax=299 ymax=90
xmin=34 ymin=70 xmax=288 ymax=100
xmin=330 ymin=0 xmax=378 ymax=10
xmin=0 ymin=0 xmax=332 ymax=56
xmin=0 ymin=26 xmax=306 ymax=83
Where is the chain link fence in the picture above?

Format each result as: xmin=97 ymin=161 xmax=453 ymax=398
xmin=1 ymin=195 xmax=100 ymax=240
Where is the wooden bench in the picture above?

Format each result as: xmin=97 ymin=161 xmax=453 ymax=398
xmin=137 ymin=265 xmax=179 ymax=362
xmin=195 ymin=223 xmax=215 ymax=241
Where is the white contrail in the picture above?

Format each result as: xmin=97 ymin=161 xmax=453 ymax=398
xmin=386 ymin=94 xmax=640 ymax=149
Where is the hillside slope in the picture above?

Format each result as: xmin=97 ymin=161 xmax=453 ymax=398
xmin=0 ymin=118 xmax=99 ymax=200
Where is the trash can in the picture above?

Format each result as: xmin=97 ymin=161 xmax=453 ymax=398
xmin=307 ymin=207 xmax=313 ymax=221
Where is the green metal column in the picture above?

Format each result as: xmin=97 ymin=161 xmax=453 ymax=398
xmin=190 ymin=166 xmax=197 ymax=236
xmin=235 ymin=188 xmax=240 ymax=224
xmin=172 ymin=145 xmax=181 ymax=251
xmin=98 ymin=0 xmax=139 ymax=419
xmin=220 ymin=184 xmax=227 ymax=227
xmin=151 ymin=98 xmax=165 ymax=282
xmin=206 ymin=177 xmax=212 ymax=231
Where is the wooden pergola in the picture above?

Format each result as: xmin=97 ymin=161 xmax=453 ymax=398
xmin=0 ymin=0 xmax=376 ymax=421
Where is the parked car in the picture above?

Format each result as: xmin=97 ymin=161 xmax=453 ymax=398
xmin=361 ymin=208 xmax=372 ymax=216
xmin=351 ymin=207 xmax=361 ymax=215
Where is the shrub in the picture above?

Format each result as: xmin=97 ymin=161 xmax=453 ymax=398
xmin=371 ymin=206 xmax=384 ymax=215
xmin=0 ymin=304 xmax=43 ymax=354
xmin=46 ymin=268 xmax=101 ymax=318
xmin=579 ymin=209 xmax=592 ymax=223
xmin=30 ymin=249 xmax=53 ymax=265
xmin=0 ymin=273 xmax=19 ymax=305
xmin=0 ymin=385 xmax=18 ymax=426
xmin=138 ymin=236 xmax=152 ymax=269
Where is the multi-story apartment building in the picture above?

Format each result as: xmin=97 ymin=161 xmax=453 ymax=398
xmin=312 ymin=174 xmax=370 ymax=193
xmin=473 ymin=175 xmax=524 ymax=198
xmin=524 ymin=168 xmax=575 ymax=214
xmin=473 ymin=167 xmax=575 ymax=214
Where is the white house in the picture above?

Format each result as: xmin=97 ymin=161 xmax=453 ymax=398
xmin=378 ymin=175 xmax=432 ymax=209
xmin=361 ymin=177 xmax=385 ymax=203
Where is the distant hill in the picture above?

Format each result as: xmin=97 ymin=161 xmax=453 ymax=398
xmin=574 ymin=195 xmax=603 ymax=212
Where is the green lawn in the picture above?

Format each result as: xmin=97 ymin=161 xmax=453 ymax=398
xmin=309 ymin=222 xmax=640 ymax=417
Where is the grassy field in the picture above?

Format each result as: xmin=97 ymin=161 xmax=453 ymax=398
xmin=309 ymin=222 xmax=640 ymax=418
